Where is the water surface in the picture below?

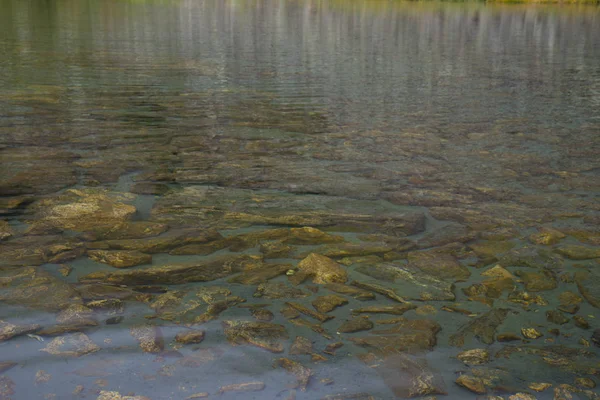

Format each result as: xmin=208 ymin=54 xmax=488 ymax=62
xmin=1 ymin=1 xmax=600 ymax=399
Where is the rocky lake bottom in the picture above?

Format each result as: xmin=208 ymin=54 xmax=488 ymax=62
xmin=1 ymin=0 xmax=600 ymax=399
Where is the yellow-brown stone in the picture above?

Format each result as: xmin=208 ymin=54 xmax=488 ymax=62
xmin=323 ymin=283 xmax=375 ymax=300
xmin=455 ymin=374 xmax=486 ymax=394
xmin=130 ymin=325 xmax=164 ymax=353
xmin=296 ymin=253 xmax=348 ymax=284
xmin=529 ymin=227 xmax=565 ymax=245
xmin=528 ymin=382 xmax=552 ymax=392
xmin=285 ymin=301 xmax=334 ymax=322
xmin=275 ymin=358 xmax=312 ymax=391
xmin=312 ymin=294 xmax=348 ymax=313
xmin=217 ymin=382 xmax=265 ymax=394
xmin=521 ymin=327 xmax=543 ymax=339
xmin=41 ymin=333 xmax=100 ymax=357
xmin=88 ymin=250 xmax=152 ymax=268
xmin=222 ymin=320 xmax=288 ymax=353
xmin=555 ymin=245 xmax=600 ymax=260
xmin=338 ymin=316 xmax=374 ymax=333
xmin=457 ymin=349 xmax=490 ymax=365
xmin=289 ymin=336 xmax=313 ymax=355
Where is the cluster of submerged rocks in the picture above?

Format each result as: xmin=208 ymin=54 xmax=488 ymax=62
xmin=0 ymin=83 xmax=599 ymax=398
xmin=0 ymin=184 xmax=598 ymax=399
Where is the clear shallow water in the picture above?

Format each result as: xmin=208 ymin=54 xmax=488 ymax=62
xmin=1 ymin=1 xmax=600 ymax=399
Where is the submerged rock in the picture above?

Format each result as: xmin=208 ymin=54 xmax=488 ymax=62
xmin=312 ymin=295 xmax=348 ymax=313
xmin=0 ymin=147 xmax=78 ymax=196
xmin=29 ymin=189 xmax=136 ymax=233
xmin=130 ymin=325 xmax=164 ymax=353
xmin=0 ymin=363 xmax=16 ymax=374
xmin=0 ymin=376 xmax=15 ymax=399
xmin=217 ymin=382 xmax=265 ymax=394
xmin=449 ymin=309 xmax=509 ymax=346
xmin=457 ymin=349 xmax=490 ymax=365
xmin=96 ymin=391 xmax=152 ymax=400
xmin=350 ymin=256 xmax=388 ymax=271
xmin=455 ymin=374 xmax=486 ymax=394
xmin=499 ymin=247 xmax=564 ymax=270
xmin=528 ymin=382 xmax=552 ymax=392
xmin=529 ymin=227 xmax=565 ymax=246
xmin=508 ymin=290 xmax=548 ymax=308
xmin=222 ymin=320 xmax=288 ymax=353
xmin=296 ymin=253 xmax=348 ymax=284
xmin=555 ymin=245 xmax=600 ymax=260
xmin=574 ymin=377 xmax=596 ymax=389
xmin=226 ymin=229 xmax=291 ymax=252
xmin=308 ymin=243 xmax=395 ymax=258
xmin=151 ymin=186 xmax=425 ymax=235
xmin=290 ymin=336 xmax=314 ymax=355
xmin=0 ymin=221 xmax=13 ymax=241
xmin=288 ymin=317 xmax=333 ymax=340
xmin=56 ymin=304 xmax=97 ymax=326
xmin=468 ymin=241 xmax=516 ymax=260
xmin=514 ymin=270 xmax=557 ymax=292
xmin=407 ymin=250 xmax=470 ymax=282
xmin=573 ymin=315 xmax=590 ymax=330
xmin=41 ymin=333 xmax=100 ymax=357
xmin=79 ymin=255 xmax=257 ymax=285
xmin=321 ymin=393 xmax=374 ymax=400
xmin=0 ymin=267 xmax=82 ymax=312
xmin=88 ymin=250 xmax=152 ymax=268
xmin=338 ymin=316 xmax=374 ymax=333
xmin=260 ymin=241 xmax=294 ymax=259
xmin=76 ymin=284 xmax=140 ymax=301
xmin=351 ymin=281 xmax=409 ymax=303
xmin=85 ymin=299 xmax=125 ymax=315
xmin=285 ymin=302 xmax=334 ymax=322
xmin=251 ymin=308 xmax=274 ymax=321
xmin=195 ymin=286 xmax=233 ymax=304
xmin=350 ymin=318 xmax=440 ymax=354
xmin=324 ymin=342 xmax=344 ymax=355
xmin=34 ymin=370 xmax=51 ymax=384
xmin=176 ymin=295 xmax=245 ymax=325
xmin=178 ymin=347 xmax=223 ymax=368
xmin=184 ymin=393 xmax=209 ymax=399
xmin=37 ymin=323 xmax=95 ymax=337
xmin=0 ymin=320 xmax=41 ymax=342
xmin=58 ymin=265 xmax=73 ymax=277
xmin=417 ymin=222 xmax=474 ymax=249
xmin=254 ymin=282 xmax=308 ymax=299
xmin=130 ymin=182 xmax=170 ymax=195
xmin=149 ymin=290 xmax=186 ymax=313
xmin=463 ymin=265 xmax=515 ymax=302
xmin=371 ymin=353 xmax=447 ymax=398
xmin=227 ymin=263 xmax=291 ymax=285
xmin=495 ymin=344 xmax=596 ymax=376
xmin=352 ymin=304 xmax=416 ymax=316
xmin=355 ymin=263 xmax=455 ymax=301
xmin=574 ymin=270 xmax=600 ymax=308
xmin=558 ymin=291 xmax=583 ymax=307
xmin=284 ymin=227 xmax=344 ymax=245
xmin=175 ymin=330 xmax=205 ymax=345
xmin=95 ymin=229 xmax=223 ymax=254
xmin=521 ymin=328 xmax=543 ymax=339
xmin=275 ymin=358 xmax=312 ymax=391
xmin=0 ymin=235 xmax=83 ymax=267
xmin=323 ymin=283 xmax=375 ymax=301
xmin=546 ymin=310 xmax=569 ymax=325
xmin=83 ymin=221 xmax=168 ymax=241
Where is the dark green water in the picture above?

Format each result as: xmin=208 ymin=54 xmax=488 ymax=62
xmin=1 ymin=1 xmax=600 ymax=399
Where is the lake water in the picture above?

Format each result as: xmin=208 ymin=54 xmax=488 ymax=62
xmin=1 ymin=0 xmax=600 ymax=399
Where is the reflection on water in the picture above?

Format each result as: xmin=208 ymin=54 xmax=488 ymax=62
xmin=1 ymin=0 xmax=600 ymax=399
